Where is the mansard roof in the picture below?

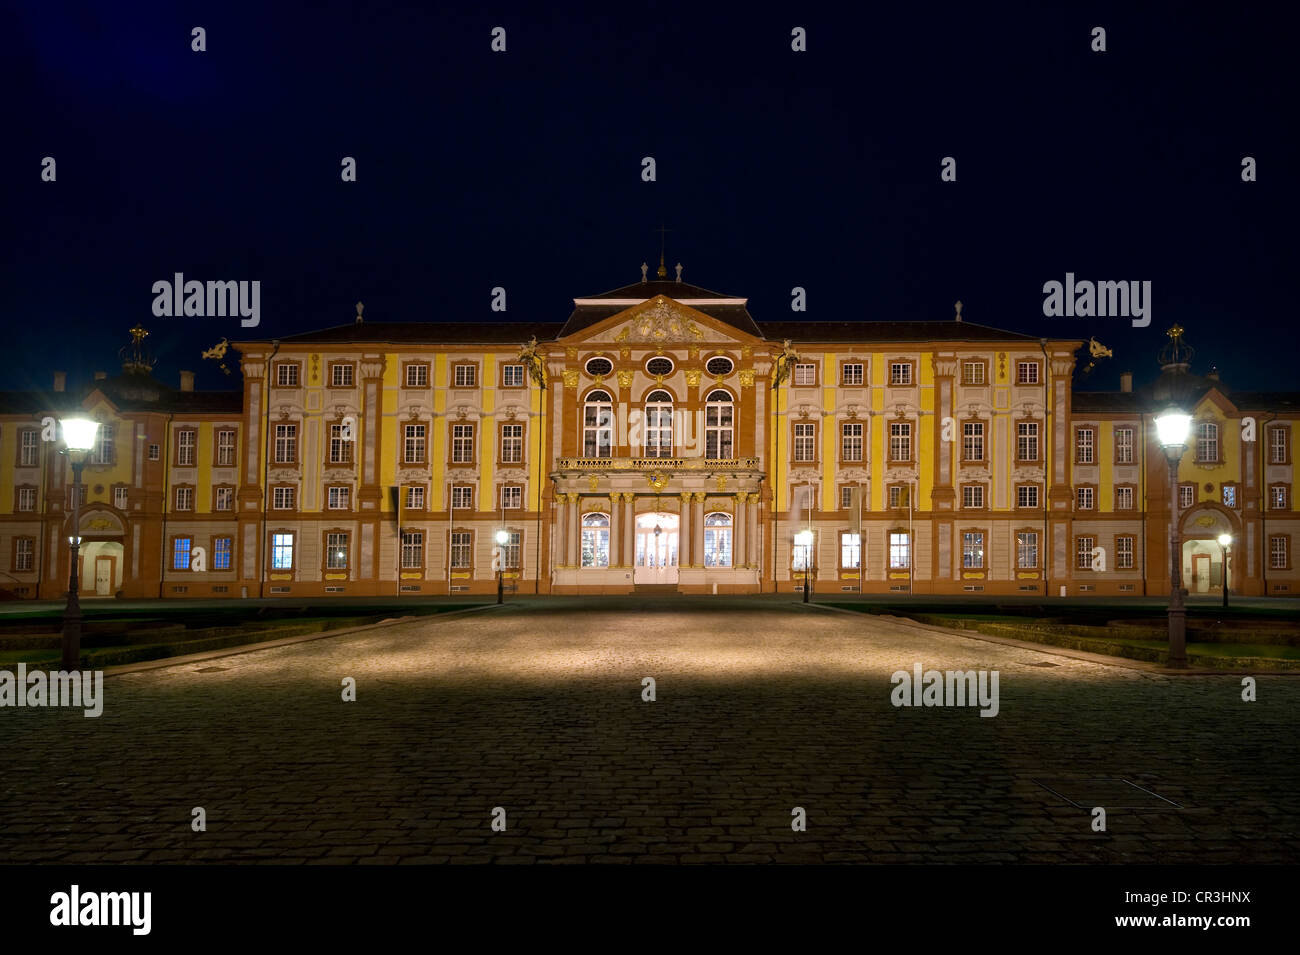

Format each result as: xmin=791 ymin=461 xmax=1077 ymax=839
xmin=272 ymin=321 xmax=566 ymax=345
xmin=756 ymin=320 xmax=1043 ymax=343
xmin=561 ymin=279 xmax=762 ymax=339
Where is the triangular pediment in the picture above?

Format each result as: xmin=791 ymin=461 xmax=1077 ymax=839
xmin=565 ymin=296 xmax=761 ymax=348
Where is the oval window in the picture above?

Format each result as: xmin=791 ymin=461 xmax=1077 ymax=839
xmin=585 ymin=357 xmax=613 ymax=377
xmin=646 ymin=357 xmax=674 ymax=376
xmin=705 ymin=356 xmax=734 ymax=376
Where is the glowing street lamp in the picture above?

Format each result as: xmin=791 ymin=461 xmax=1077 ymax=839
xmin=1155 ymin=406 xmax=1190 ymax=667
xmin=1217 ymin=533 xmax=1233 ymax=610
xmin=495 ymin=529 xmax=509 ymax=604
xmin=795 ymin=529 xmax=814 ymax=603
xmin=59 ymin=416 xmax=100 ymax=671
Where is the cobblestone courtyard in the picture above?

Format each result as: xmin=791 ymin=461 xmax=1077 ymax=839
xmin=3 ymin=598 xmax=1297 ymax=864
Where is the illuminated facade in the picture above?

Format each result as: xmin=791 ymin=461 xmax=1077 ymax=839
xmin=1 ymin=273 xmax=1296 ymax=599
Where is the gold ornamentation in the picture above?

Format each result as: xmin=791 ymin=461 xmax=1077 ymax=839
xmin=647 ymin=472 xmax=669 ymax=490
xmin=998 ymin=352 xmax=1007 ymax=380
xmin=310 ymin=354 xmax=320 ymax=383
xmin=618 ymin=299 xmax=705 ymax=343
xmin=587 ymin=475 xmax=600 ymax=491
xmin=771 ymin=339 xmax=800 ymax=389
xmin=684 ymin=369 xmax=701 ymax=387
xmin=739 ymin=369 xmax=755 ymax=387
xmin=620 ymin=346 xmax=631 ymax=360
xmin=562 ymin=370 xmax=579 ymax=388
xmin=715 ymin=474 xmax=728 ymax=492
xmin=565 ymin=346 xmax=578 ymax=359
xmin=740 ymin=345 xmax=753 ymax=359
xmin=688 ymin=345 xmax=700 ymax=360
xmin=617 ymin=369 xmax=634 ymax=388
xmin=556 ymin=456 xmax=760 ymax=471
xmin=518 ymin=336 xmax=547 ymax=387
xmin=692 ymin=491 xmax=707 ymax=503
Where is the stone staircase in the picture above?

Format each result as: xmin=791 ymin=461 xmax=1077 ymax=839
xmin=633 ymin=583 xmax=680 ymax=595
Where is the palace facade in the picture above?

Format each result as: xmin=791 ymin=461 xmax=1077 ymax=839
xmin=2 ymin=268 xmax=1297 ymax=600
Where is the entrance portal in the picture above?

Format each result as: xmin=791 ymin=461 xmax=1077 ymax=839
xmin=634 ymin=512 xmax=679 ymax=585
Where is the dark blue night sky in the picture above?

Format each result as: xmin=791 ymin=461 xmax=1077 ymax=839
xmin=5 ymin=0 xmax=1295 ymax=394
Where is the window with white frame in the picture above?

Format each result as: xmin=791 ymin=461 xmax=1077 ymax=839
xmin=329 ymin=423 xmax=352 ymax=464
xmin=15 ymin=538 xmax=34 ymax=572
xmin=1116 ymin=486 xmax=1134 ymax=510
xmin=406 ymin=363 xmax=429 ymax=387
xmin=840 ymin=485 xmax=856 ymax=511
xmin=962 ymin=532 xmax=984 ymax=569
xmin=273 ymin=486 xmax=295 ymax=509
xmin=793 ymin=422 xmax=816 ymax=462
xmin=217 ymin=429 xmax=237 ymax=466
xmin=451 ymin=485 xmax=472 ymax=509
xmin=1016 ymin=361 xmax=1039 ymax=384
xmin=962 ymin=421 xmax=985 ymax=461
xmin=327 ymin=486 xmax=350 ymax=510
xmin=961 ymin=361 xmax=985 ymax=385
xmin=1269 ymin=535 xmax=1288 ymax=570
xmin=502 ymin=364 xmax=525 ymax=387
xmin=331 ymin=364 xmax=354 ymax=387
xmin=17 ymin=487 xmax=37 ymax=512
xmin=175 ymin=486 xmax=194 ymax=511
xmin=705 ymin=390 xmax=734 ymax=459
xmin=177 ymin=428 xmax=197 ymax=466
xmin=501 ymin=530 xmax=521 ymax=570
xmin=792 ymin=531 xmax=815 ymax=571
xmin=1271 ymin=485 xmax=1288 ymax=510
xmin=405 ymin=485 xmax=425 ymax=510
xmin=451 ymin=424 xmax=475 ymax=464
xmin=501 ymin=424 xmax=524 ymax=463
xmin=173 ymin=537 xmax=192 ymax=571
xmin=793 ymin=363 xmax=816 ymax=386
xmin=704 ymin=513 xmax=733 ymax=567
xmin=1076 ymin=536 xmax=1096 ymax=570
xmin=148 ymin=443 xmax=160 ymax=461
xmin=840 ymin=532 xmax=861 ymax=570
xmin=581 ymin=513 xmax=610 ymax=567
xmin=583 ymin=391 xmax=613 ymax=458
xmin=962 ymin=485 xmax=985 ymax=509
xmin=1222 ymin=484 xmax=1238 ymax=508
xmin=1195 ymin=422 xmax=1219 ymax=463
xmin=1269 ymin=426 xmax=1289 ymax=464
xmin=453 ymin=364 xmax=477 ymax=388
xmin=274 ymin=424 xmax=297 ymax=464
xmin=404 ymin=423 xmax=426 ymax=464
xmin=19 ymin=429 xmax=39 ymax=467
xmin=113 ymin=486 xmax=129 ymax=510
xmin=1117 ymin=536 xmax=1135 ymax=569
xmin=91 ymin=424 xmax=114 ymax=464
xmin=1115 ymin=427 xmax=1134 ymax=464
xmin=271 ymin=533 xmax=294 ymax=570
xmin=842 ymin=362 xmax=863 ymax=386
xmin=450 ymin=532 xmax=472 ymax=569
xmin=644 ymin=391 xmax=674 ymax=457
xmin=1017 ymin=531 xmax=1038 ymax=569
xmin=1178 ymin=484 xmax=1195 ymax=509
xmin=889 ymin=362 xmax=912 ymax=385
xmin=888 ymin=485 xmax=910 ymax=509
xmin=841 ymin=421 xmax=863 ymax=462
xmin=1016 ymin=485 xmax=1039 ymax=509
xmin=275 ymin=364 xmax=298 ymax=387
xmin=889 ymin=422 xmax=912 ymax=461
xmin=501 ymin=485 xmax=522 ymax=510
xmin=1076 ymin=486 xmax=1094 ymax=510
xmin=401 ymin=531 xmax=424 ymax=569
xmin=215 ymin=486 xmax=234 ymax=511
xmin=1017 ymin=421 xmax=1039 ymax=461
xmin=1075 ymin=428 xmax=1095 ymax=464
xmin=326 ymin=532 xmax=349 ymax=570
xmin=889 ymin=532 xmax=910 ymax=569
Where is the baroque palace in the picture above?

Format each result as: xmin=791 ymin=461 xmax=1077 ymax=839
xmin=1 ymin=264 xmax=1297 ymax=600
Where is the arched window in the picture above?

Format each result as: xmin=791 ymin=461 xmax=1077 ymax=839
xmin=583 ymin=390 xmax=613 ymax=458
xmin=705 ymin=389 xmax=734 ymax=460
xmin=703 ymin=512 xmax=733 ymax=567
xmin=581 ymin=512 xmax=610 ymax=567
xmin=644 ymin=389 xmax=673 ymax=458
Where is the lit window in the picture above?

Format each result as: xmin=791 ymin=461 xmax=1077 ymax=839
xmin=644 ymin=391 xmax=674 ymax=457
xmin=1195 ymin=422 xmax=1219 ymax=463
xmin=962 ymin=532 xmax=984 ymax=569
xmin=500 ymin=531 xmax=521 ymax=570
xmin=704 ymin=513 xmax=733 ymax=567
xmin=705 ymin=390 xmax=734 ymax=460
xmin=327 ymin=532 xmax=349 ymax=570
xmin=328 ymin=486 xmax=350 ymax=510
xmin=450 ymin=532 xmax=472 ymax=569
xmin=401 ymin=531 xmax=424 ymax=569
xmin=841 ymin=422 xmax=863 ymax=462
xmin=840 ymin=532 xmax=860 ymax=570
xmin=271 ymin=533 xmax=294 ymax=570
xmin=501 ymin=485 xmax=522 ymax=509
xmin=173 ymin=537 xmax=192 ymax=570
xmin=1222 ymin=485 xmax=1237 ymax=508
xmin=581 ymin=513 xmax=610 ymax=567
xmin=1017 ymin=532 xmax=1038 ymax=569
xmin=214 ymin=537 xmax=232 ymax=571
xmin=583 ymin=391 xmax=613 ymax=458
xmin=889 ymin=532 xmax=910 ymax=569
xmin=793 ymin=422 xmax=816 ymax=462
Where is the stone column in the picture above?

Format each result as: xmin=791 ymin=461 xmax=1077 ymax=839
xmin=734 ymin=493 xmax=747 ymax=568
xmin=553 ymin=493 xmax=568 ymax=567
xmin=608 ymin=493 xmax=621 ymax=566
xmin=567 ymin=493 xmax=580 ymax=568
xmin=748 ymin=492 xmax=759 ymax=569
xmin=693 ymin=492 xmax=706 ymax=568
xmin=678 ymin=493 xmax=692 ymax=567
xmin=623 ymin=493 xmax=635 ymax=567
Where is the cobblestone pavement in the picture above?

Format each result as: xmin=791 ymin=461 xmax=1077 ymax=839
xmin=2 ymin=598 xmax=1297 ymax=864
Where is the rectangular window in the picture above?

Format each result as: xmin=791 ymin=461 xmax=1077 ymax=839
xmin=406 ymin=364 xmax=429 ymax=387
xmin=451 ymin=424 xmax=475 ymax=464
xmin=841 ymin=422 xmax=863 ymax=462
xmin=173 ymin=537 xmax=192 ymax=571
xmin=1269 ymin=535 xmax=1289 ymax=570
xmin=326 ymin=532 xmax=349 ymax=570
xmin=213 ymin=537 xmax=232 ymax=571
xmin=404 ymin=424 xmax=427 ymax=464
xmin=1076 ymin=428 xmax=1095 ymax=464
xmin=1016 ymin=361 xmax=1039 ymax=385
xmin=451 ymin=485 xmax=473 ymax=509
xmin=1222 ymin=485 xmax=1238 ymax=508
xmin=113 ymin=486 xmax=129 ymax=510
xmin=327 ymin=486 xmax=350 ymax=510
xmin=453 ymin=364 xmax=477 ymax=388
xmin=888 ymin=485 xmax=909 ymax=509
xmin=703 ymin=517 xmax=733 ymax=568
xmin=1195 ymin=422 xmax=1219 ymax=463
xmin=962 ymin=532 xmax=984 ymax=569
xmin=1077 ymin=536 xmax=1095 ymax=570
xmin=889 ymin=362 xmax=912 ymax=386
xmin=502 ymin=530 xmax=522 ymax=570
xmin=501 ymin=424 xmax=524 ymax=464
xmin=1117 ymin=536 xmax=1135 ymax=570
xmin=401 ymin=531 xmax=424 ymax=569
xmin=216 ymin=429 xmax=237 ymax=466
xmin=502 ymin=364 xmax=525 ymax=387
xmin=962 ymin=485 xmax=985 ymax=509
xmin=215 ymin=486 xmax=234 ymax=511
xmin=17 ymin=487 xmax=37 ymax=512
xmin=451 ymin=531 xmax=472 ymax=569
xmin=962 ymin=421 xmax=985 ymax=461
xmin=271 ymin=532 xmax=294 ymax=570
xmin=273 ymin=486 xmax=295 ymax=510
xmin=405 ymin=486 xmax=426 ymax=510
xmin=91 ymin=424 xmax=114 ymax=465
xmin=889 ymin=532 xmax=910 ymax=569
xmin=1017 ymin=421 xmax=1039 ymax=462
xmin=1116 ymin=486 xmax=1134 ymax=510
xmin=1076 ymin=486 xmax=1094 ymax=510
xmin=705 ymin=394 xmax=734 ymax=460
xmin=1271 ymin=485 xmax=1288 ymax=510
xmin=793 ymin=363 xmax=816 ymax=386
xmin=502 ymin=485 xmax=522 ymax=509
xmin=175 ymin=486 xmax=194 ymax=511
xmin=961 ymin=361 xmax=985 ymax=385
xmin=148 ymin=444 xmax=160 ymax=461
xmin=15 ymin=538 xmax=35 ymax=572
xmin=1017 ymin=531 xmax=1038 ymax=569
xmin=274 ymin=424 xmax=297 ymax=464
xmin=842 ymin=363 xmax=863 ymax=386
xmin=177 ymin=429 xmax=197 ymax=466
xmin=840 ymin=486 xmax=855 ymax=511
xmin=793 ymin=422 xmax=816 ymax=462
xmin=67 ymin=485 xmax=87 ymax=508
xmin=276 ymin=364 xmax=299 ymax=387
xmin=792 ymin=531 xmax=815 ymax=572
xmin=1016 ymin=485 xmax=1039 ymax=509
xmin=840 ymin=532 xmax=861 ymax=570
xmin=329 ymin=424 xmax=353 ymax=464
xmin=1115 ymin=428 xmax=1134 ymax=464
xmin=889 ymin=422 xmax=912 ymax=462
xmin=1269 ymin=426 xmax=1289 ymax=464
xmin=19 ymin=429 xmax=39 ymax=467
xmin=331 ymin=364 xmax=354 ymax=387
xmin=1178 ymin=484 xmax=1195 ymax=509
